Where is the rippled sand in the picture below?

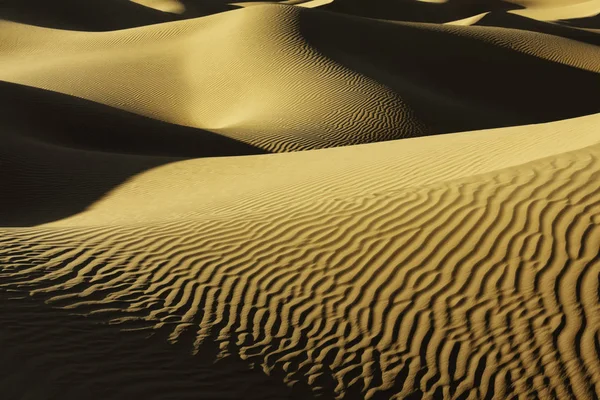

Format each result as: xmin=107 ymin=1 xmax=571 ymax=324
xmin=1 ymin=1 xmax=600 ymax=399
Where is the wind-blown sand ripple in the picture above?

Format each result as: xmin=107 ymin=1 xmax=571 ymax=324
xmin=2 ymin=1 xmax=600 ymax=399
xmin=2 ymin=114 xmax=600 ymax=398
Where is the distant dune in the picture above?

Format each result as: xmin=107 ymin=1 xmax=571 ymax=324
xmin=1 ymin=4 xmax=599 ymax=152
xmin=1 ymin=0 xmax=600 ymax=399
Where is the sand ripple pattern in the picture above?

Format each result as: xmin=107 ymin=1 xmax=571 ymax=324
xmin=2 ymin=143 xmax=600 ymax=399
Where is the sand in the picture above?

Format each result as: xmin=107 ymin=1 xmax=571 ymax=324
xmin=1 ymin=0 xmax=600 ymax=399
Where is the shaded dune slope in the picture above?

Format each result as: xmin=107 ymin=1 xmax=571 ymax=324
xmin=0 ymin=0 xmax=180 ymax=30
xmin=321 ymin=0 xmax=600 ymax=24
xmin=0 ymin=81 xmax=265 ymax=226
xmin=1 ymin=4 xmax=599 ymax=152
xmin=2 ymin=1 xmax=600 ymax=399
xmin=561 ymin=12 xmax=600 ymax=29
xmin=0 ymin=292 xmax=316 ymax=400
xmin=0 ymin=0 xmax=274 ymax=30
xmin=0 ymin=81 xmax=266 ymax=157
xmin=2 ymin=114 xmax=600 ymax=399
xmin=3 ymin=0 xmax=597 ymax=30
xmin=321 ymin=0 xmax=523 ymax=23
xmin=448 ymin=11 xmax=600 ymax=46
xmin=0 ymin=133 xmax=181 ymax=227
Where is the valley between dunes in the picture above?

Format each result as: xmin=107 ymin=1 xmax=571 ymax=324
xmin=1 ymin=0 xmax=600 ymax=399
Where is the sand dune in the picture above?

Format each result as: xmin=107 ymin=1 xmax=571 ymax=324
xmin=2 ymin=114 xmax=600 ymax=399
xmin=0 ymin=0 xmax=180 ymax=30
xmin=321 ymin=0 xmax=600 ymax=23
xmin=508 ymin=0 xmax=600 ymax=22
xmin=1 ymin=0 xmax=600 ymax=399
xmin=446 ymin=11 xmax=600 ymax=45
xmin=1 ymin=4 xmax=599 ymax=152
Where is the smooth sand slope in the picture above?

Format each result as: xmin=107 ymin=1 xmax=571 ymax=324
xmin=1 ymin=0 xmax=600 ymax=399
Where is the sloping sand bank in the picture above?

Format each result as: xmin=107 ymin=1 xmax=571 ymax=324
xmin=3 ymin=114 xmax=600 ymax=398
xmin=1 ymin=1 xmax=600 ymax=399
xmin=1 ymin=4 xmax=599 ymax=152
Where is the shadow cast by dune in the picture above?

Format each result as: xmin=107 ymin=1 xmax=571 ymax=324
xmin=298 ymin=8 xmax=600 ymax=135
xmin=2 ymin=1 xmax=600 ymax=399
xmin=178 ymin=0 xmax=254 ymax=18
xmin=321 ymin=0 xmax=523 ymax=23
xmin=0 ymin=0 xmax=263 ymax=30
xmin=0 ymin=0 xmax=180 ymax=30
xmin=475 ymin=12 xmax=600 ymax=46
xmin=0 ymin=82 xmax=266 ymax=158
xmin=558 ymin=12 xmax=600 ymax=29
xmin=0 ymin=290 xmax=317 ymax=400
xmin=0 ymin=234 xmax=435 ymax=400
xmin=0 ymin=82 xmax=267 ymax=227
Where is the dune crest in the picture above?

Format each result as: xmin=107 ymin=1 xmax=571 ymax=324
xmin=131 ymin=0 xmax=186 ymax=14
xmin=1 ymin=4 xmax=599 ymax=153
xmin=1 ymin=0 xmax=600 ymax=399
xmin=3 ymin=114 xmax=600 ymax=398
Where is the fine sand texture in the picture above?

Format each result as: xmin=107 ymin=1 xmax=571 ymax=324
xmin=1 ymin=1 xmax=600 ymax=399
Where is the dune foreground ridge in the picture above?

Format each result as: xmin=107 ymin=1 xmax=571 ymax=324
xmin=1 ymin=0 xmax=600 ymax=399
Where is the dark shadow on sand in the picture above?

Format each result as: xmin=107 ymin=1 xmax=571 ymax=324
xmin=558 ymin=12 xmax=600 ymax=29
xmin=0 ymin=0 xmax=269 ymax=31
xmin=297 ymin=8 xmax=600 ymax=137
xmin=0 ymin=0 xmax=179 ymax=30
xmin=0 ymin=82 xmax=267 ymax=227
xmin=0 ymin=289 xmax=318 ymax=400
xmin=475 ymin=11 xmax=600 ymax=46
xmin=321 ymin=0 xmax=523 ymax=23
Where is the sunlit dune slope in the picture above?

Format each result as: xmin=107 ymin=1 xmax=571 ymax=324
xmin=507 ymin=0 xmax=600 ymax=22
xmin=2 ymin=114 xmax=600 ymax=399
xmin=1 ymin=4 xmax=599 ymax=152
xmin=39 ymin=113 xmax=600 ymax=226
xmin=2 ymin=0 xmax=600 ymax=399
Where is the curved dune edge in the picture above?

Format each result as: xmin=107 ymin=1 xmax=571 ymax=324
xmin=42 ymin=113 xmax=600 ymax=226
xmin=131 ymin=0 xmax=186 ymax=14
xmin=2 ymin=1 xmax=600 ymax=399
xmin=1 ymin=4 xmax=599 ymax=152
xmin=2 ymin=114 xmax=600 ymax=398
xmin=508 ymin=0 xmax=600 ymax=22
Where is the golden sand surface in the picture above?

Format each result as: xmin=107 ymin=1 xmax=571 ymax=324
xmin=1 ymin=1 xmax=599 ymax=399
